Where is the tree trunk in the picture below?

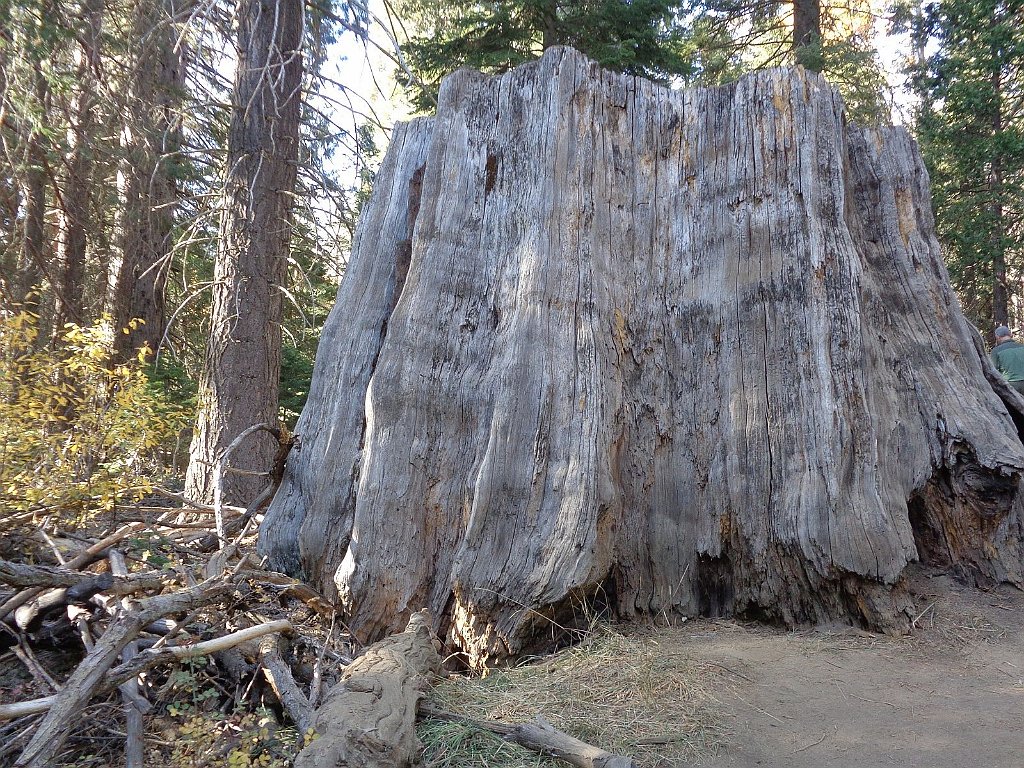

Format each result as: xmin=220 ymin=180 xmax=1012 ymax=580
xmin=185 ymin=0 xmax=303 ymax=505
xmin=259 ymin=49 xmax=1024 ymax=668
xmin=792 ymin=0 xmax=822 ymax=71
xmin=110 ymin=0 xmax=183 ymax=362
xmin=540 ymin=0 xmax=558 ymax=50
xmin=987 ymin=15 xmax=1007 ymax=328
xmin=16 ymin=65 xmax=49 ymax=321
xmin=54 ymin=0 xmax=104 ymax=337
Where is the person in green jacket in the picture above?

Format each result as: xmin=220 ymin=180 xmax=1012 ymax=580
xmin=991 ymin=326 xmax=1024 ymax=394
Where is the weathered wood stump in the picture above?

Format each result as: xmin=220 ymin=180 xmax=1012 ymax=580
xmin=260 ymin=47 xmax=1024 ymax=667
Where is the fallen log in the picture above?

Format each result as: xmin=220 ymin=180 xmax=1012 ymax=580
xmin=259 ymin=634 xmax=315 ymax=735
xmin=294 ymin=610 xmax=441 ymax=768
xmin=419 ymin=703 xmax=634 ymax=768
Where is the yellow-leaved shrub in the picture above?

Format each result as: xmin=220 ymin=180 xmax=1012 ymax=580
xmin=0 ymin=312 xmax=188 ymax=525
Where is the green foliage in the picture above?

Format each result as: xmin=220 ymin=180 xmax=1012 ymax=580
xmin=398 ymin=0 xmax=697 ymax=111
xmin=0 ymin=312 xmax=188 ymax=523
xmin=908 ymin=0 xmax=1024 ymax=327
xmin=160 ymin=657 xmax=306 ymax=768
xmin=280 ymin=343 xmax=316 ymax=427
xmin=166 ymin=709 xmax=304 ymax=768
xmin=397 ymin=0 xmax=892 ymax=123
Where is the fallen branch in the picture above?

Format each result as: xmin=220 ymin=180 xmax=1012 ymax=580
xmin=0 ymin=523 xmax=148 ymax=622
xmin=259 ymin=634 xmax=314 ymax=734
xmin=14 ymin=577 xmax=234 ymax=768
xmin=13 ymin=575 xmax=114 ymax=632
xmin=418 ymin=704 xmax=635 ymax=768
xmin=0 ymin=559 xmax=170 ymax=593
xmin=0 ymin=619 xmax=296 ymax=723
xmin=111 ymin=551 xmax=146 ymax=768
xmin=0 ymin=698 xmax=54 ymax=720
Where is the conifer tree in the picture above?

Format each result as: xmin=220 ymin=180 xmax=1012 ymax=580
xmin=911 ymin=0 xmax=1024 ymax=330
xmin=395 ymin=0 xmax=698 ymax=110
xmin=185 ymin=0 xmax=304 ymax=505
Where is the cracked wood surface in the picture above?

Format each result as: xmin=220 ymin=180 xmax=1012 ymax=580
xmin=260 ymin=48 xmax=1024 ymax=668
xmin=293 ymin=611 xmax=440 ymax=768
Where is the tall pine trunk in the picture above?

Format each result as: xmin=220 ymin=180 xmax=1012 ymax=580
xmin=54 ymin=0 xmax=104 ymax=337
xmin=185 ymin=0 xmax=303 ymax=504
xmin=792 ymin=0 xmax=822 ymax=71
xmin=111 ymin=0 xmax=184 ymax=362
xmin=17 ymin=65 xmax=49 ymax=322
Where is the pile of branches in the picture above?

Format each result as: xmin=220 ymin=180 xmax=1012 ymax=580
xmin=0 ymin=499 xmax=640 ymax=768
xmin=0 ymin=504 xmax=342 ymax=768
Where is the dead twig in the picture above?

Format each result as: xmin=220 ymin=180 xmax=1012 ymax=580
xmin=911 ymin=600 xmax=937 ymax=629
xmin=259 ymin=634 xmax=314 ymax=734
xmin=12 ymin=644 xmax=60 ymax=693
xmin=14 ymin=576 xmax=234 ymax=767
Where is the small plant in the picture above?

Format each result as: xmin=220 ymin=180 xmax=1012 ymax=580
xmin=165 ymin=708 xmax=301 ymax=768
xmin=0 ymin=312 xmax=188 ymax=526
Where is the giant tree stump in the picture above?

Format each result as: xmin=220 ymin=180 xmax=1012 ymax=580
xmin=260 ymin=48 xmax=1024 ymax=667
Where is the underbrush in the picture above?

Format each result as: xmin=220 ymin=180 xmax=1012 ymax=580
xmin=0 ymin=312 xmax=187 ymax=529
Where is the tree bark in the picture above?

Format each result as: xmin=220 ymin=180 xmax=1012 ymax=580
xmin=110 ymin=0 xmax=184 ymax=362
xmin=185 ymin=0 xmax=303 ymax=505
xmin=15 ymin=65 xmax=49 ymax=320
xmin=293 ymin=611 xmax=441 ymax=768
xmin=987 ymin=13 xmax=1007 ymax=328
xmin=260 ymin=49 xmax=1024 ymax=668
xmin=53 ymin=0 xmax=104 ymax=337
xmin=792 ymin=0 xmax=822 ymax=71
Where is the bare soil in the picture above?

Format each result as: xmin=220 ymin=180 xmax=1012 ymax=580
xmin=672 ymin=567 xmax=1024 ymax=767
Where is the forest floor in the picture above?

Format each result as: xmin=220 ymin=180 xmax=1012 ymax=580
xmin=3 ymin=511 xmax=1022 ymax=768
xmin=425 ymin=565 xmax=1024 ymax=768
xmin=687 ymin=567 xmax=1024 ymax=767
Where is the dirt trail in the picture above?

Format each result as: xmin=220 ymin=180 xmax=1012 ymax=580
xmin=670 ymin=570 xmax=1024 ymax=767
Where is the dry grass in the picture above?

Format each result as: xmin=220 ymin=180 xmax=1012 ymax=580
xmin=419 ymin=624 xmax=723 ymax=768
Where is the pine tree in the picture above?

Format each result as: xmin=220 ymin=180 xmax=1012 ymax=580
xmin=692 ymin=0 xmax=891 ymax=122
xmin=912 ymin=0 xmax=1024 ymax=329
xmin=185 ymin=0 xmax=305 ymax=505
xmin=396 ymin=0 xmax=697 ymax=111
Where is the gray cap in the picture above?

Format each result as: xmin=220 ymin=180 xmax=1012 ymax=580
xmin=995 ymin=325 xmax=1012 ymax=338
